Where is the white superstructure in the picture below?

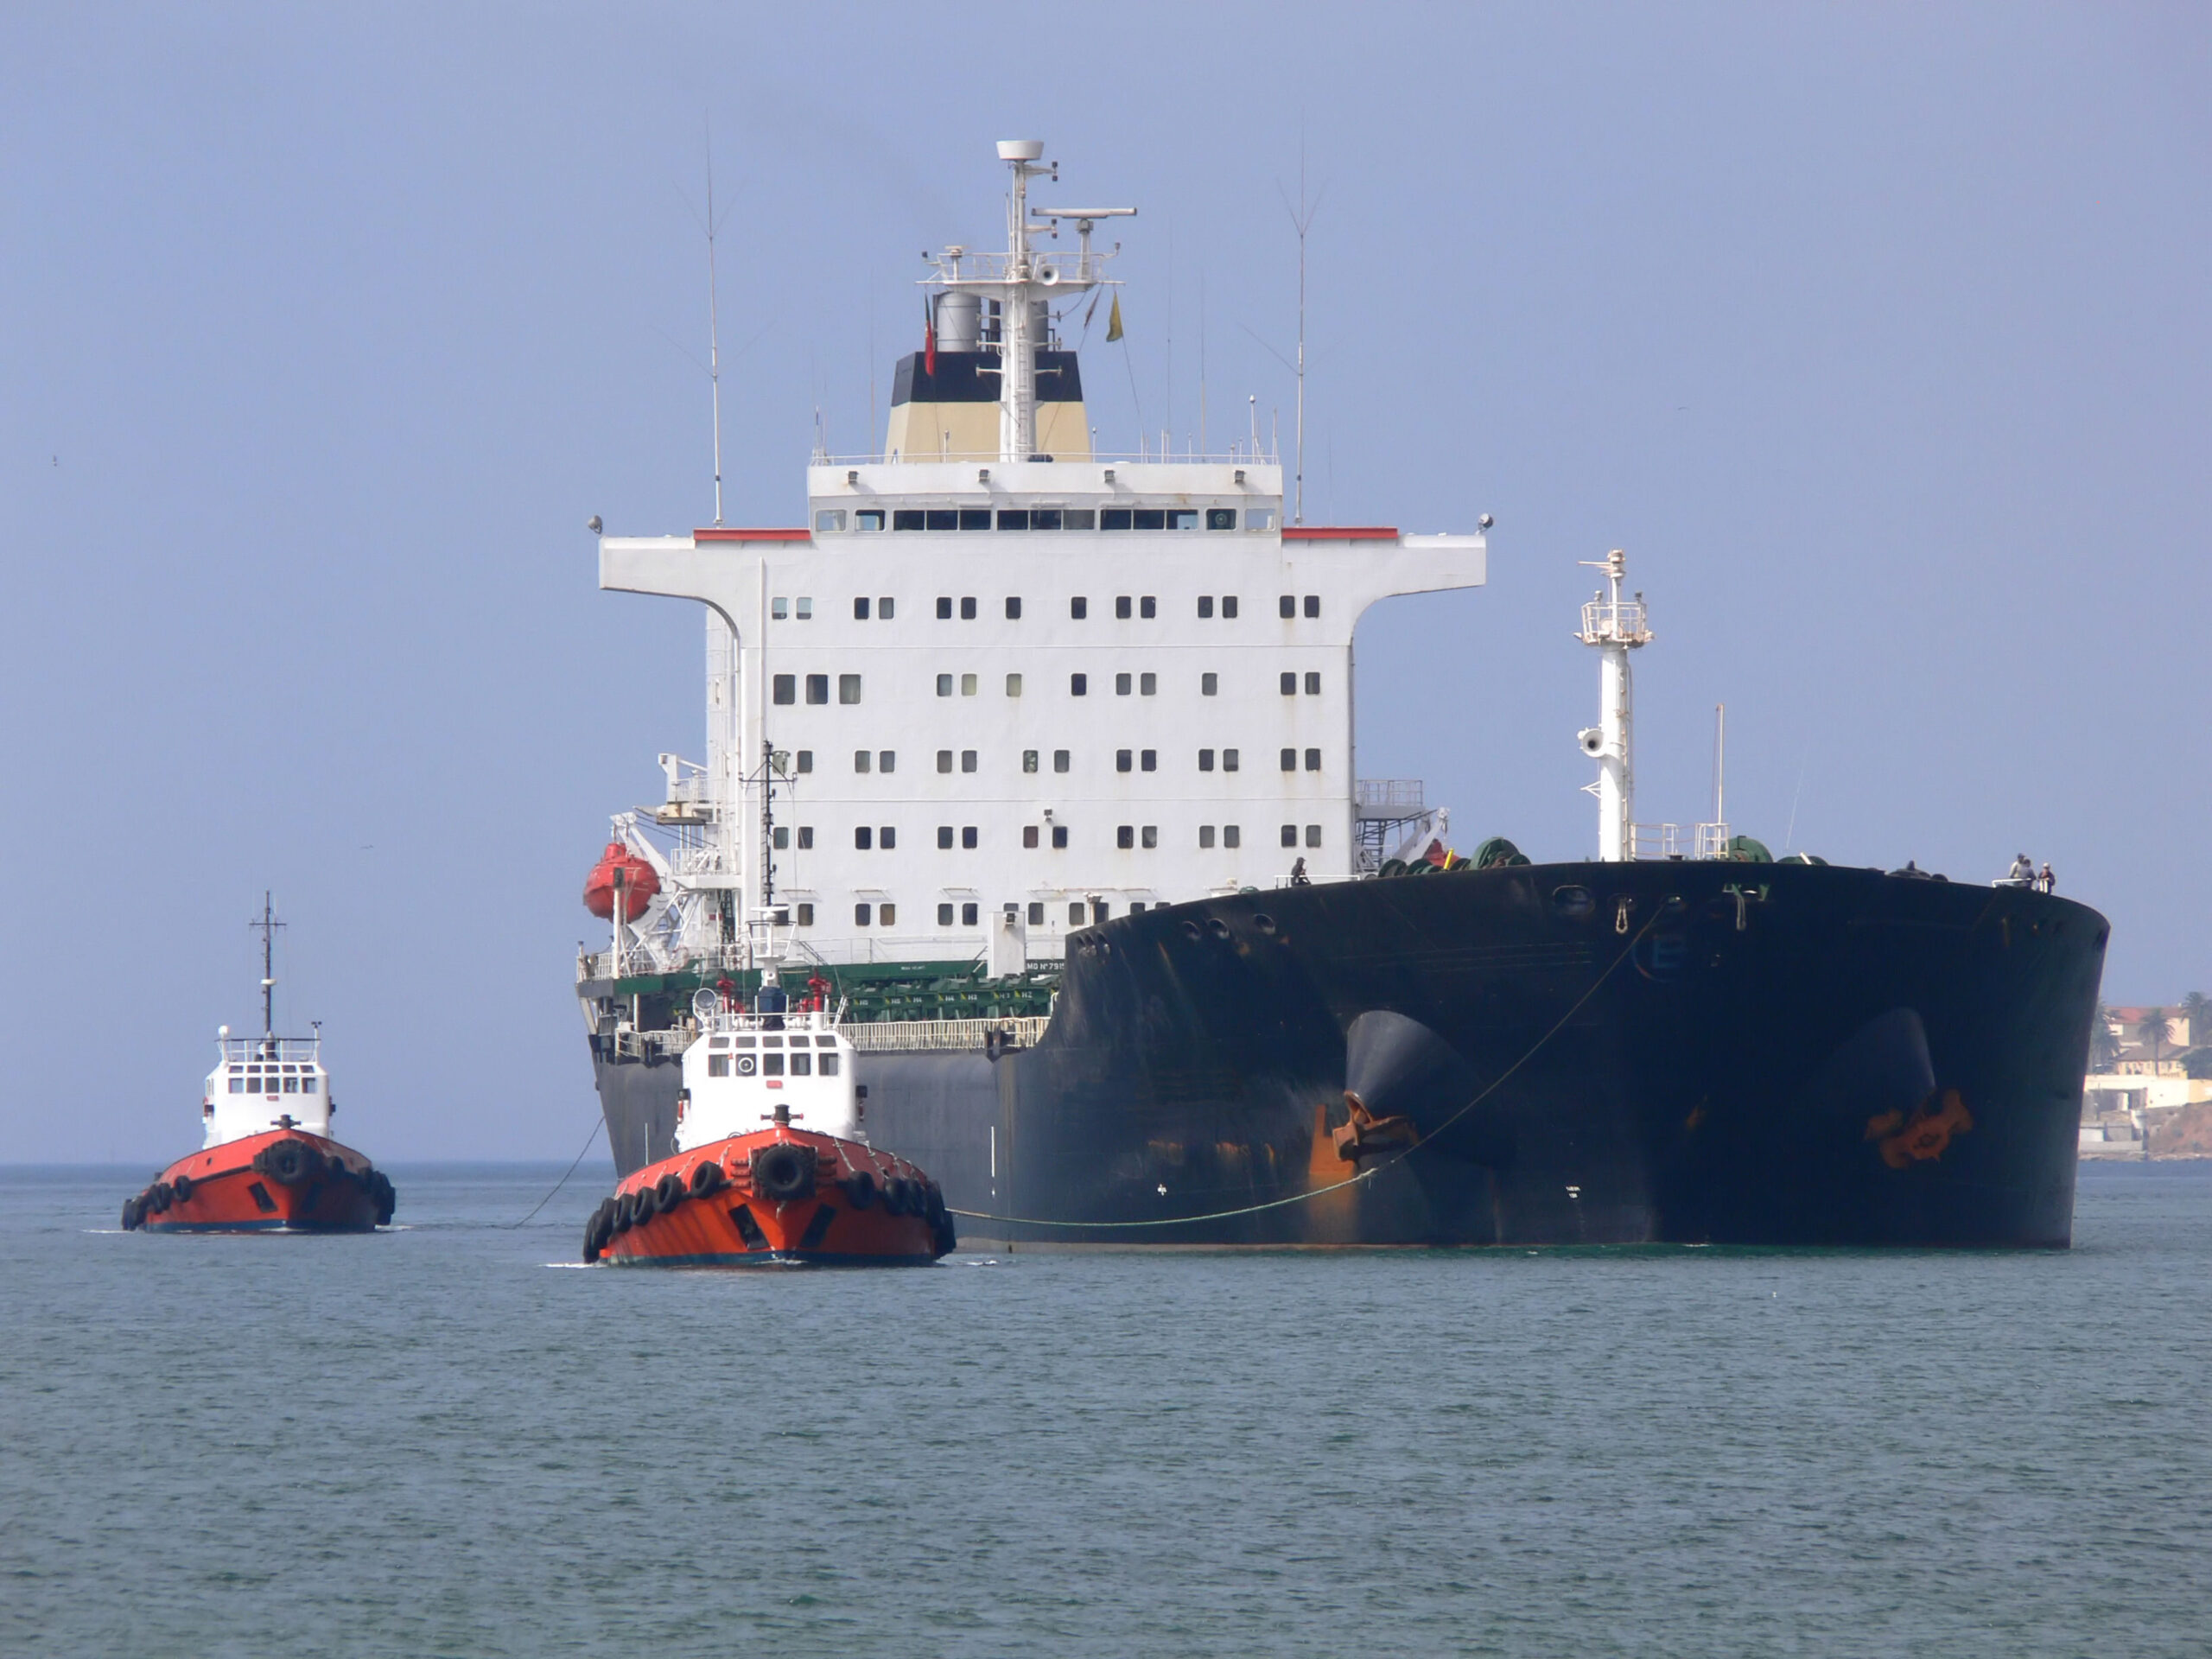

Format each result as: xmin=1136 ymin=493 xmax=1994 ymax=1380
xmin=675 ymin=980 xmax=862 ymax=1148
xmin=594 ymin=143 xmax=1487 ymax=975
xmin=199 ymin=896 xmax=333 ymax=1147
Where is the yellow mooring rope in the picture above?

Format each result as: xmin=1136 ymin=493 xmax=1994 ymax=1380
xmin=947 ymin=909 xmax=1662 ymax=1230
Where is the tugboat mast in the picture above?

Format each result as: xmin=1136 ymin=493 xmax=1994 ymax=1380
xmin=250 ymin=892 xmax=284 ymax=1038
xmin=1575 ymin=550 xmax=1652 ymax=862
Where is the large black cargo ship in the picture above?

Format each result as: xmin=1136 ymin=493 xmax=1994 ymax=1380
xmin=576 ymin=141 xmax=2102 ymax=1248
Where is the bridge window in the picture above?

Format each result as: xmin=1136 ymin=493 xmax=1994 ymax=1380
xmin=893 ymin=511 xmax=924 ymax=531
xmin=959 ymin=511 xmax=990 ymax=531
xmin=1103 ymin=509 xmax=1133 ymax=531
xmin=1207 ymin=509 xmax=1236 ymax=531
xmin=1065 ymin=509 xmax=1096 ymax=530
xmin=997 ymin=510 xmax=1029 ymax=531
xmin=1135 ymin=509 xmax=1166 ymax=531
xmin=1033 ymin=509 xmax=1063 ymax=531
xmin=855 ymin=511 xmax=884 ymax=531
xmin=1166 ymin=510 xmax=1198 ymax=530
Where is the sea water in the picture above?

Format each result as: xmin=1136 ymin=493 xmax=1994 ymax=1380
xmin=2 ymin=1160 xmax=2207 ymax=1657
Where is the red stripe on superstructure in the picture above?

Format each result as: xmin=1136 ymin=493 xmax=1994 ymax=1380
xmin=1281 ymin=526 xmax=1399 ymax=541
xmin=695 ymin=528 xmax=811 ymax=542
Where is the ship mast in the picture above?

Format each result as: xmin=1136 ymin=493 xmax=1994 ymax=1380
xmin=251 ymin=892 xmax=285 ymax=1038
xmin=1575 ymin=550 xmax=1652 ymax=861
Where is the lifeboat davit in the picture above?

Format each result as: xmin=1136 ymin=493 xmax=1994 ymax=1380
xmin=583 ymin=841 xmax=660 ymax=921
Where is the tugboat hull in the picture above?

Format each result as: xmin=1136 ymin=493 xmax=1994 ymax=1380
xmin=587 ymin=1128 xmax=953 ymax=1267
xmin=124 ymin=1131 xmax=394 ymax=1234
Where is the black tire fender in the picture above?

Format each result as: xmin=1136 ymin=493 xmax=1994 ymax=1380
xmin=654 ymin=1171 xmax=688 ymax=1211
xmin=264 ymin=1140 xmax=315 ymax=1186
xmin=751 ymin=1143 xmax=816 ymax=1204
xmin=840 ymin=1170 xmax=877 ymax=1210
xmin=170 ymin=1173 xmax=194 ymax=1203
xmin=689 ymin=1161 xmax=724 ymax=1198
xmin=881 ymin=1176 xmax=912 ymax=1217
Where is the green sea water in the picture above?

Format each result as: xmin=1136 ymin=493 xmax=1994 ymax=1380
xmin=3 ymin=1160 xmax=2207 ymax=1656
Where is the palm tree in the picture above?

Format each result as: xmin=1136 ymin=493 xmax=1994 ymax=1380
xmin=2136 ymin=1007 xmax=2171 ymax=1068
xmin=2179 ymin=990 xmax=2209 ymax=1051
xmin=2089 ymin=1005 xmax=2122 ymax=1072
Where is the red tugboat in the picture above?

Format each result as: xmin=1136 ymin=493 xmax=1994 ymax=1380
xmin=584 ymin=969 xmax=954 ymax=1267
xmin=121 ymin=897 xmax=394 ymax=1235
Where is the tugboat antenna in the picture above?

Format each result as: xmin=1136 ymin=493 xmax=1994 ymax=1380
xmin=705 ymin=136 xmax=728 ymax=526
xmin=250 ymin=891 xmax=285 ymax=1038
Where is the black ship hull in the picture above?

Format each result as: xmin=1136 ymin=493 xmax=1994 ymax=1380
xmin=590 ymin=862 xmax=2105 ymax=1248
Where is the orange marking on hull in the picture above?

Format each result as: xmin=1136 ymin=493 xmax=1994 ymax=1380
xmin=1866 ymin=1088 xmax=1974 ymax=1169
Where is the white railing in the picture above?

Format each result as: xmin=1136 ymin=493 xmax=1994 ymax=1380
xmin=842 ymin=1017 xmax=1052 ymax=1053
xmin=1356 ymin=779 xmax=1426 ymax=815
xmin=1629 ymin=823 xmax=1732 ymax=861
xmin=220 ymin=1036 xmax=321 ymax=1064
xmin=816 ymin=447 xmax=1280 ymax=468
xmin=1580 ymin=597 xmax=1652 ymax=645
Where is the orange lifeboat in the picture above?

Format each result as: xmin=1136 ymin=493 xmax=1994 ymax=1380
xmin=582 ymin=842 xmax=660 ymax=921
xmin=582 ymin=1108 xmax=954 ymax=1267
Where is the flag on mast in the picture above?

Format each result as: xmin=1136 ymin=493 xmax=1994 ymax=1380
xmin=924 ymin=298 xmax=938 ymax=378
xmin=1106 ymin=293 xmax=1124 ymax=343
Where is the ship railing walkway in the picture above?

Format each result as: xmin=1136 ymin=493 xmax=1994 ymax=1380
xmin=612 ymin=1015 xmax=1053 ymax=1059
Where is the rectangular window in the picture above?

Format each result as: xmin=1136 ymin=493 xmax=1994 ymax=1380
xmin=1199 ymin=749 xmax=1215 ymax=772
xmin=962 ymin=901 xmax=979 ymax=925
xmin=1052 ymin=825 xmax=1068 ymax=849
xmin=1141 ymin=825 xmax=1158 ymax=849
xmin=960 ymin=673 xmax=977 ymax=696
xmin=1306 ymin=671 xmax=1320 ymax=695
xmin=1206 ymin=508 xmax=1236 ymax=531
xmin=938 ymin=826 xmax=954 ymax=849
xmin=880 ymin=750 xmax=896 ymax=773
xmin=1116 ymin=673 xmax=1132 ymax=696
xmin=1022 ymin=749 xmax=1039 ymax=772
xmin=1102 ymin=508 xmax=1133 ymax=531
xmin=796 ymin=751 xmax=813 ymax=774
xmin=797 ymin=903 xmax=814 ymax=925
xmin=1140 ymin=672 xmax=1156 ymax=696
xmin=926 ymin=510 xmax=957 ymax=531
xmin=855 ymin=903 xmax=873 ymax=925
xmin=1224 ymin=825 xmax=1241 ymax=849
xmin=1281 ymin=748 xmax=1297 ymax=772
xmin=1114 ymin=594 xmax=1133 ymax=620
xmin=1280 ymin=594 xmax=1295 ymax=619
xmin=1199 ymin=825 xmax=1216 ymax=848
xmin=855 ymin=827 xmax=873 ymax=850
xmin=938 ymin=902 xmax=955 ymax=925
xmin=961 ymin=751 xmax=976 ymax=773
xmin=879 ymin=903 xmax=896 ymax=926
xmin=1224 ymin=749 xmax=1240 ymax=772
xmin=1198 ymin=595 xmax=1215 ymax=618
xmin=798 ymin=827 xmax=814 ymax=849
xmin=763 ymin=1053 xmax=785 ymax=1077
xmin=1071 ymin=901 xmax=1087 ymax=923
xmin=1071 ymin=673 xmax=1087 ymax=696
xmin=1116 ymin=750 xmax=1133 ymax=772
xmin=228 ymin=1076 xmax=245 ymax=1094
xmin=893 ymin=510 xmax=925 ymax=531
xmin=1006 ymin=673 xmax=1022 ymax=697
xmin=880 ymin=827 xmax=896 ymax=849
xmin=1117 ymin=825 xmax=1135 ymax=849
xmin=1052 ymin=750 xmax=1070 ymax=773
xmin=996 ymin=510 xmax=1028 ymax=531
xmin=1094 ymin=901 xmax=1110 ymax=921
xmin=1305 ymin=748 xmax=1321 ymax=772
xmin=938 ymin=674 xmax=954 ymax=697
xmin=856 ymin=511 xmax=885 ymax=531
xmin=959 ymin=510 xmax=989 ymax=531
xmin=838 ymin=674 xmax=861 ymax=704
xmin=1023 ymin=825 xmax=1039 ymax=849
xmin=791 ymin=1052 xmax=812 ymax=1077
xmin=1027 ymin=901 xmax=1044 ymax=925
xmin=1135 ymin=508 xmax=1166 ymax=531
xmin=1033 ymin=508 xmax=1062 ymax=531
xmin=1202 ymin=672 xmax=1217 ymax=696
xmin=1281 ymin=672 xmax=1297 ymax=695
xmin=805 ymin=674 xmax=829 ymax=704
xmin=879 ymin=597 xmax=894 ymax=620
xmin=960 ymin=596 xmax=977 ymax=620
xmin=1167 ymin=510 xmax=1198 ymax=530
xmin=796 ymin=598 xmax=812 ymax=620
xmin=772 ymin=596 xmax=789 ymax=620
xmin=962 ymin=827 xmax=978 ymax=849
xmin=1141 ymin=595 xmax=1157 ymax=619
xmin=855 ymin=750 xmax=871 ymax=774
xmin=1281 ymin=824 xmax=1298 ymax=848
xmin=1005 ymin=597 xmax=1021 ymax=620
xmin=1141 ymin=750 xmax=1156 ymax=772
xmin=1071 ymin=596 xmax=1088 ymax=620
xmin=1222 ymin=595 xmax=1238 ymax=619
xmin=854 ymin=597 xmax=870 ymax=620
xmin=709 ymin=1053 xmax=731 ymax=1077
xmin=937 ymin=750 xmax=952 ymax=773
xmin=772 ymin=827 xmax=789 ymax=849
xmin=772 ymin=673 xmax=795 ymax=705
xmin=1304 ymin=595 xmax=1320 ymax=618
xmin=937 ymin=596 xmax=952 ymax=619
xmin=1065 ymin=508 xmax=1096 ymax=530
xmin=1306 ymin=825 xmax=1323 ymax=848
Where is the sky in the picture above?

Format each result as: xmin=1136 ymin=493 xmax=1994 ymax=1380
xmin=3 ymin=3 xmax=2206 ymax=1162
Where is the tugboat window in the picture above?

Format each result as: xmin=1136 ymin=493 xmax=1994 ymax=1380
xmin=1206 ymin=508 xmax=1236 ymax=531
xmin=1102 ymin=508 xmax=1133 ymax=531
xmin=1135 ymin=508 xmax=1166 ymax=531
xmin=791 ymin=1053 xmax=812 ymax=1076
xmin=820 ymin=1053 xmax=840 ymax=1075
xmin=763 ymin=1054 xmax=785 ymax=1077
xmin=1033 ymin=508 xmax=1063 ymax=530
xmin=709 ymin=1054 xmax=730 ymax=1077
xmin=893 ymin=510 xmax=925 ymax=531
xmin=855 ymin=510 xmax=884 ymax=531
xmin=1064 ymin=508 xmax=1096 ymax=530
xmin=1167 ymin=510 xmax=1198 ymax=530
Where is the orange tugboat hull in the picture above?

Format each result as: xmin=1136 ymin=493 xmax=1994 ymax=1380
xmin=585 ymin=1128 xmax=952 ymax=1266
xmin=122 ymin=1130 xmax=394 ymax=1234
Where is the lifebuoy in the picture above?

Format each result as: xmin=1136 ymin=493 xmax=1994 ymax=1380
xmin=840 ymin=1170 xmax=878 ymax=1210
xmin=751 ymin=1143 xmax=815 ymax=1203
xmin=690 ymin=1161 xmax=724 ymax=1198
xmin=171 ymin=1173 xmax=194 ymax=1203
xmin=654 ymin=1171 xmax=687 ymax=1211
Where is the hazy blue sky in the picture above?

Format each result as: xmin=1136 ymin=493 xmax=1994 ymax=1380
xmin=4 ymin=4 xmax=2206 ymax=1161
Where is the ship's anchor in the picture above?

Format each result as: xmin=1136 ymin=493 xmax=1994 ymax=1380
xmin=1330 ymin=1089 xmax=1417 ymax=1164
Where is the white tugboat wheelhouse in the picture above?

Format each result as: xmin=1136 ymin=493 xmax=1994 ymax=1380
xmin=590 ymin=141 xmax=1488 ymax=988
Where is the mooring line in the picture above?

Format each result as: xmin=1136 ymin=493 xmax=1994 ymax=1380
xmin=946 ymin=909 xmax=1662 ymax=1230
xmin=512 ymin=1116 xmax=606 ymax=1228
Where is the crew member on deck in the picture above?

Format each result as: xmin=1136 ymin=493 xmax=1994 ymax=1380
xmin=2037 ymin=861 xmax=2056 ymax=893
xmin=2007 ymin=854 xmax=2035 ymax=885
